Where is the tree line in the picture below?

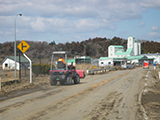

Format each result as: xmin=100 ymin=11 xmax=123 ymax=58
xmin=0 ymin=36 xmax=160 ymax=63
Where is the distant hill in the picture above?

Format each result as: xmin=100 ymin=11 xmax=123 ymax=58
xmin=0 ymin=36 xmax=160 ymax=63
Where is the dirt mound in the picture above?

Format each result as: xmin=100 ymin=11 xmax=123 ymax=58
xmin=141 ymin=69 xmax=160 ymax=120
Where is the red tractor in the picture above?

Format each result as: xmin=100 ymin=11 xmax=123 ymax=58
xmin=49 ymin=51 xmax=85 ymax=85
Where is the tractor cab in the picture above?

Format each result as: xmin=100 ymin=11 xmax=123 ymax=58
xmin=50 ymin=51 xmax=70 ymax=70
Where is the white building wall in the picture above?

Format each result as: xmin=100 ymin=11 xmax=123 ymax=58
xmin=131 ymin=59 xmax=139 ymax=64
xmin=134 ymin=42 xmax=138 ymax=55
xmin=109 ymin=46 xmax=125 ymax=58
xmin=137 ymin=43 xmax=139 ymax=55
xmin=138 ymin=43 xmax=141 ymax=55
xmin=99 ymin=59 xmax=113 ymax=67
xmin=158 ymin=56 xmax=160 ymax=64
xmin=108 ymin=46 xmax=115 ymax=57
xmin=127 ymin=37 xmax=135 ymax=49
xmin=2 ymin=58 xmax=19 ymax=70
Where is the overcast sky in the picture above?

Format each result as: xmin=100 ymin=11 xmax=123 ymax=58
xmin=0 ymin=0 xmax=160 ymax=44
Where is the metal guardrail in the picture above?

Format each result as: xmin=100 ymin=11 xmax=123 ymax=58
xmin=87 ymin=68 xmax=114 ymax=75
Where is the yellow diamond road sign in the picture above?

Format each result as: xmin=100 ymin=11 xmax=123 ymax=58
xmin=17 ymin=40 xmax=30 ymax=53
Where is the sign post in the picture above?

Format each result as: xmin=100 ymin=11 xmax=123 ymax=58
xmin=17 ymin=40 xmax=32 ymax=83
xmin=0 ymin=77 xmax=1 ymax=91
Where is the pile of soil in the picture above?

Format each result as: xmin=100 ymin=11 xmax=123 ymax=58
xmin=141 ymin=69 xmax=160 ymax=120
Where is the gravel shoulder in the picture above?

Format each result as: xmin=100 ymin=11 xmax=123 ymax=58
xmin=141 ymin=67 xmax=160 ymax=120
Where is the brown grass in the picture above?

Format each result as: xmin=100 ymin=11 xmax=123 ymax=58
xmin=0 ymin=70 xmax=16 ymax=82
xmin=75 ymin=64 xmax=100 ymax=74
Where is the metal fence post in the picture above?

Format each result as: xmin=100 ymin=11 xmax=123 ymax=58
xmin=0 ymin=77 xmax=1 ymax=91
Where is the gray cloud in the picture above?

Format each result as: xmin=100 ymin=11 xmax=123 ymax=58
xmin=0 ymin=0 xmax=160 ymax=43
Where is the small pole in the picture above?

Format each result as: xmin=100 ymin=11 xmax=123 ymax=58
xmin=51 ymin=54 xmax=54 ymax=70
xmin=159 ymin=72 xmax=160 ymax=80
xmin=14 ymin=13 xmax=22 ymax=80
xmin=65 ymin=53 xmax=68 ymax=70
xmin=19 ymin=50 xmax=21 ymax=79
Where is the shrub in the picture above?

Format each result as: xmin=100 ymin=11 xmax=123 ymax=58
xmin=32 ymin=63 xmax=55 ymax=76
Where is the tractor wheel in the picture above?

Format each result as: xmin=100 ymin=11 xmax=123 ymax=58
xmin=74 ymin=74 xmax=80 ymax=84
xmin=60 ymin=81 xmax=65 ymax=85
xmin=50 ymin=79 xmax=57 ymax=85
xmin=66 ymin=75 xmax=72 ymax=85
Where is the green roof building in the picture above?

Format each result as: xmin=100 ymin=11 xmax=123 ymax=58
xmin=67 ymin=56 xmax=91 ymax=65
xmin=108 ymin=36 xmax=141 ymax=58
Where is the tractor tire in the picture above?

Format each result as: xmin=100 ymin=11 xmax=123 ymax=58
xmin=60 ymin=81 xmax=65 ymax=85
xmin=66 ymin=75 xmax=72 ymax=85
xmin=50 ymin=79 xmax=57 ymax=85
xmin=74 ymin=74 xmax=80 ymax=84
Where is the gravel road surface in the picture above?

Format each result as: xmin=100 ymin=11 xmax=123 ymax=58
xmin=0 ymin=68 xmax=148 ymax=120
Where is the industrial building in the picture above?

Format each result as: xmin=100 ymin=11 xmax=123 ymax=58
xmin=99 ymin=36 xmax=155 ymax=67
xmin=108 ymin=36 xmax=141 ymax=58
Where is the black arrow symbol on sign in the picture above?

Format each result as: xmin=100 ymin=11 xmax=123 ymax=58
xmin=22 ymin=43 xmax=27 ymax=50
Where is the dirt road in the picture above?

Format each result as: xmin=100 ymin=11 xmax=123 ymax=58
xmin=0 ymin=68 xmax=148 ymax=120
